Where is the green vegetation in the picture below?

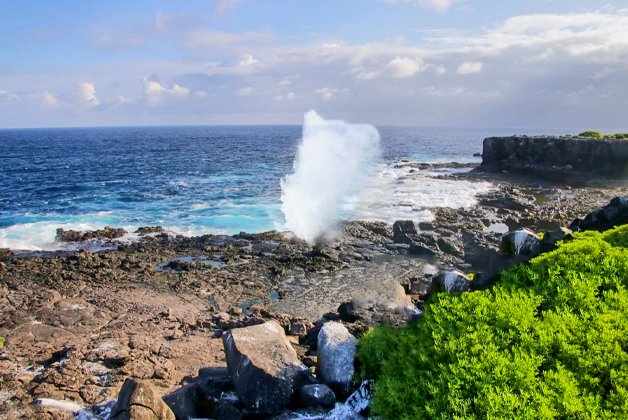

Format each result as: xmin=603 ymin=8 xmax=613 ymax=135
xmin=357 ymin=225 xmax=628 ymax=419
xmin=575 ymin=131 xmax=628 ymax=140
xmin=577 ymin=131 xmax=604 ymax=138
xmin=0 ymin=337 xmax=4 ymax=346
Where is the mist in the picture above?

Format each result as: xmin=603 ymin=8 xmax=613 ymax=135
xmin=281 ymin=110 xmax=381 ymax=244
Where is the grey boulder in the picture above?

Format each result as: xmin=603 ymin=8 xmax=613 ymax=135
xmin=317 ymin=322 xmax=358 ymax=397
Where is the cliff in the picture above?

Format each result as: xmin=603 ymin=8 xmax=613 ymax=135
xmin=481 ymin=136 xmax=628 ymax=177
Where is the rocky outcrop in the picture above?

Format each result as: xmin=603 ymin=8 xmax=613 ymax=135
xmin=111 ymin=379 xmax=176 ymax=420
xmin=481 ymin=136 xmax=628 ymax=177
xmin=56 ymin=226 xmax=127 ymax=242
xmin=317 ymin=322 xmax=358 ymax=397
xmin=570 ymin=197 xmax=628 ymax=232
xmin=222 ymin=321 xmax=313 ymax=414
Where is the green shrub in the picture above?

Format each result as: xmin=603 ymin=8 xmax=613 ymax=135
xmin=613 ymin=133 xmax=628 ymax=140
xmin=357 ymin=225 xmax=628 ymax=419
xmin=577 ymin=131 xmax=604 ymax=139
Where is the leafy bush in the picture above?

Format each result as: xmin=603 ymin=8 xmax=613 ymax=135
xmin=357 ymin=225 xmax=628 ymax=419
xmin=577 ymin=131 xmax=604 ymax=138
xmin=613 ymin=133 xmax=628 ymax=140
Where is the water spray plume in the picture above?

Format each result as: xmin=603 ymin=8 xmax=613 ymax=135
xmin=281 ymin=110 xmax=381 ymax=244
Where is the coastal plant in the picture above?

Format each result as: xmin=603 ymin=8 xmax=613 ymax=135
xmin=357 ymin=225 xmax=628 ymax=419
xmin=577 ymin=131 xmax=604 ymax=138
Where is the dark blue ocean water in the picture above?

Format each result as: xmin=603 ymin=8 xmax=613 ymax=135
xmin=0 ymin=125 xmax=564 ymax=250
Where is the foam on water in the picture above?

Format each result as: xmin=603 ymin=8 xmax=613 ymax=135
xmin=350 ymin=163 xmax=492 ymax=225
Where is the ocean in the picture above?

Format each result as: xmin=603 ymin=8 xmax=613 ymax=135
xmin=0 ymin=124 xmax=565 ymax=251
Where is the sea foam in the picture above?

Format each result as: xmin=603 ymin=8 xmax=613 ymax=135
xmin=281 ymin=111 xmax=381 ymax=243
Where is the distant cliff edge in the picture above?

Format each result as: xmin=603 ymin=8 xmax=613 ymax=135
xmin=481 ymin=135 xmax=628 ymax=178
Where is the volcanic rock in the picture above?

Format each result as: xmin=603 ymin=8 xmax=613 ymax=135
xmin=392 ymin=220 xmax=417 ymax=244
xmin=222 ymin=321 xmax=313 ymax=414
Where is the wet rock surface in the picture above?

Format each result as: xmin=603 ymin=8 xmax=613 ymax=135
xmin=1 ymin=163 xmax=628 ymax=419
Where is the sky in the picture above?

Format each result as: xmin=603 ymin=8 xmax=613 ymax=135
xmin=0 ymin=0 xmax=627 ymax=129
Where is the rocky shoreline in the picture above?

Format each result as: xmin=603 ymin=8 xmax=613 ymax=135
xmin=1 ymin=161 xmax=627 ymax=419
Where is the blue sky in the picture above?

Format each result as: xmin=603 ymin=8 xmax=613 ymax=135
xmin=0 ymin=0 xmax=627 ymax=128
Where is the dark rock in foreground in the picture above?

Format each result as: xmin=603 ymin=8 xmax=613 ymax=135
xmin=223 ymin=321 xmax=313 ymax=414
xmin=570 ymin=197 xmax=628 ymax=232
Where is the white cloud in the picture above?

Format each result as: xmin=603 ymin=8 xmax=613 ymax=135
xmin=143 ymin=79 xmax=190 ymax=104
xmin=215 ymin=0 xmax=246 ymax=13
xmin=80 ymin=83 xmax=100 ymax=106
xmin=0 ymin=89 xmax=20 ymax=100
xmin=42 ymin=91 xmax=59 ymax=107
xmin=383 ymin=56 xmax=426 ymax=78
xmin=239 ymin=54 xmax=258 ymax=67
xmin=117 ymin=95 xmax=132 ymax=103
xmin=286 ymin=92 xmax=297 ymax=100
xmin=236 ymin=86 xmax=254 ymax=96
xmin=315 ymin=88 xmax=337 ymax=101
xmin=457 ymin=61 xmax=483 ymax=75
xmin=377 ymin=0 xmax=465 ymax=13
xmin=194 ymin=90 xmax=208 ymax=98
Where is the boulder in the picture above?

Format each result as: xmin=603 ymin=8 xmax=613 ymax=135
xmin=111 ymin=379 xmax=176 ymax=420
xmin=392 ymin=220 xmax=417 ymax=244
xmin=163 ymin=384 xmax=199 ymax=420
xmin=570 ymin=197 xmax=628 ymax=232
xmin=299 ymin=384 xmax=336 ymax=409
xmin=540 ymin=228 xmax=574 ymax=252
xmin=222 ymin=321 xmax=313 ymax=414
xmin=499 ymin=228 xmax=541 ymax=256
xmin=317 ymin=322 xmax=358 ymax=397
xmin=428 ymin=271 xmax=471 ymax=294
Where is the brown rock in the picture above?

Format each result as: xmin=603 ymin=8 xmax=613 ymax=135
xmin=111 ymin=379 xmax=175 ymax=420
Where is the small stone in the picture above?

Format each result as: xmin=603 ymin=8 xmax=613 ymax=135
xmin=213 ymin=312 xmax=230 ymax=323
xmin=290 ymin=321 xmax=308 ymax=337
xmin=299 ymin=384 xmax=336 ymax=409
xmin=230 ymin=307 xmax=243 ymax=316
